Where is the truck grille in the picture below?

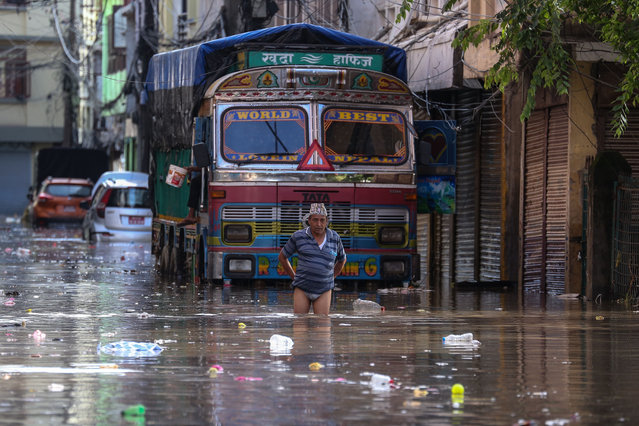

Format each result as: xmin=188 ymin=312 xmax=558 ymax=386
xmin=221 ymin=204 xmax=408 ymax=249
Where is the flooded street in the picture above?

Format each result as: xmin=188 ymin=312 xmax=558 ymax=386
xmin=1 ymin=223 xmax=639 ymax=425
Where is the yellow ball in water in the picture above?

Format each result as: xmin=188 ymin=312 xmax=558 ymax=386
xmin=451 ymin=383 xmax=465 ymax=395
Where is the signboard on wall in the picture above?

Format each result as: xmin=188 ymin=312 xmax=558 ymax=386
xmin=417 ymin=175 xmax=456 ymax=214
xmin=414 ymin=120 xmax=457 ymax=214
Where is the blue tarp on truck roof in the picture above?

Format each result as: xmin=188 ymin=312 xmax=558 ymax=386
xmin=145 ymin=23 xmax=407 ymax=151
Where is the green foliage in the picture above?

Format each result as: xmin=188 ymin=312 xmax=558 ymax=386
xmin=395 ymin=0 xmax=414 ymax=24
xmin=429 ymin=0 xmax=639 ymax=136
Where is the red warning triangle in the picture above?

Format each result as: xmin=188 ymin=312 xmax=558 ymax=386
xmin=297 ymin=139 xmax=334 ymax=171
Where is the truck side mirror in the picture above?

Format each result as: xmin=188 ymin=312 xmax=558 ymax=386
xmin=193 ymin=143 xmax=211 ymax=168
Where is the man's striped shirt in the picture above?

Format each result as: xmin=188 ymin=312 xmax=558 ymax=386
xmin=281 ymin=227 xmax=346 ymax=294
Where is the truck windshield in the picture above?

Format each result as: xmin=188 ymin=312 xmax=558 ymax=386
xmin=323 ymin=108 xmax=407 ymax=165
xmin=222 ymin=107 xmax=307 ymax=163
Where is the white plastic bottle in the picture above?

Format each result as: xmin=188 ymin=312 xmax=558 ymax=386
xmin=369 ymin=373 xmax=392 ymax=390
xmin=442 ymin=333 xmax=474 ymax=344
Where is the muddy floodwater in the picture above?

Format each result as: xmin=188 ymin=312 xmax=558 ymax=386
xmin=1 ymin=223 xmax=639 ymax=425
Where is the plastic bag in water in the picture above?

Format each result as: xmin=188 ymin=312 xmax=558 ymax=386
xmin=269 ymin=334 xmax=294 ymax=355
xmin=98 ymin=341 xmax=164 ymax=357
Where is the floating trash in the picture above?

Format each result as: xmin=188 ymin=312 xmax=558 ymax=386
xmin=98 ymin=341 xmax=164 ymax=357
xmin=269 ymin=334 xmax=293 ymax=355
xmin=30 ymin=330 xmax=46 ymax=341
xmin=121 ymin=404 xmax=145 ymax=417
xmin=442 ymin=333 xmax=481 ymax=347
xmin=368 ymin=373 xmax=393 ymax=391
xmin=234 ymin=376 xmax=263 ymax=381
xmin=48 ymin=383 xmax=65 ymax=392
xmin=309 ymin=362 xmax=324 ymax=371
xmin=352 ymin=299 xmax=383 ymax=313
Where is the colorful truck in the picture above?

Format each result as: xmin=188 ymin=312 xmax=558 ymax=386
xmin=145 ymin=23 xmax=426 ymax=286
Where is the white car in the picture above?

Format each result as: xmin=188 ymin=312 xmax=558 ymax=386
xmin=81 ymin=173 xmax=152 ymax=242
xmin=91 ymin=171 xmax=149 ymax=198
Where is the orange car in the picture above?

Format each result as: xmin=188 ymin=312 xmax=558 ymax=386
xmin=29 ymin=177 xmax=93 ymax=226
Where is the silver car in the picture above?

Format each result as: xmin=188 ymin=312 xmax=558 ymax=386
xmin=81 ymin=173 xmax=152 ymax=242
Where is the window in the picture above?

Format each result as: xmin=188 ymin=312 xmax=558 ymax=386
xmin=323 ymin=108 xmax=407 ymax=165
xmin=107 ymin=6 xmax=126 ymax=73
xmin=107 ymin=188 xmax=151 ymax=208
xmin=222 ymin=106 xmax=308 ymax=163
xmin=44 ymin=184 xmax=92 ymax=198
xmin=1 ymin=49 xmax=30 ymax=99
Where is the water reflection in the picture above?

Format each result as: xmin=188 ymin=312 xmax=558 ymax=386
xmin=2 ymin=223 xmax=639 ymax=424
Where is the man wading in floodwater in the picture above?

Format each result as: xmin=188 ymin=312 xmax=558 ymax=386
xmin=278 ymin=203 xmax=347 ymax=315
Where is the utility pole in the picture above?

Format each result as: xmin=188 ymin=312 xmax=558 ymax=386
xmin=62 ymin=0 xmax=77 ymax=147
xmin=137 ymin=0 xmax=157 ymax=172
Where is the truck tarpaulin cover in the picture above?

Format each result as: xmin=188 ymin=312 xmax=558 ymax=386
xmin=144 ymin=23 xmax=407 ymax=152
xmin=36 ymin=148 xmax=108 ymax=188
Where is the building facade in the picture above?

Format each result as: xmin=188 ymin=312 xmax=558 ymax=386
xmin=0 ymin=0 xmax=68 ymax=216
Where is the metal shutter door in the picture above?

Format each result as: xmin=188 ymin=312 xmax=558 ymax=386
xmin=545 ymin=106 xmax=568 ymax=293
xmin=522 ymin=105 xmax=569 ymax=293
xmin=0 ymin=148 xmax=32 ymax=216
xmin=479 ymin=92 xmax=503 ymax=281
xmin=603 ymin=109 xmax=639 ymax=176
xmin=523 ymin=110 xmax=547 ymax=291
xmin=454 ymin=90 xmax=480 ymax=282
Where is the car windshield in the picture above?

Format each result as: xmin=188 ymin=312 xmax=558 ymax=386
xmin=323 ymin=108 xmax=407 ymax=165
xmin=45 ymin=184 xmax=91 ymax=197
xmin=222 ymin=107 xmax=307 ymax=163
xmin=107 ymin=188 xmax=151 ymax=208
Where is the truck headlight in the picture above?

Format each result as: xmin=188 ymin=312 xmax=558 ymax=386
xmin=379 ymin=227 xmax=405 ymax=245
xmin=224 ymin=224 xmax=252 ymax=243
xmin=228 ymin=258 xmax=253 ymax=273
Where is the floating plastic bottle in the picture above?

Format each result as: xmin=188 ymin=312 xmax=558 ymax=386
xmin=442 ymin=333 xmax=474 ymax=343
xmin=99 ymin=341 xmax=164 ymax=357
xmin=121 ymin=404 xmax=146 ymax=417
xmin=352 ymin=299 xmax=382 ymax=313
xmin=369 ymin=373 xmax=392 ymax=391
xmin=442 ymin=333 xmax=481 ymax=347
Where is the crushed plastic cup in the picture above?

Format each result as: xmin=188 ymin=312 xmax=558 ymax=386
xmin=99 ymin=341 xmax=164 ymax=357
xmin=269 ymin=334 xmax=294 ymax=355
xmin=369 ymin=373 xmax=392 ymax=391
xmin=442 ymin=333 xmax=481 ymax=347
